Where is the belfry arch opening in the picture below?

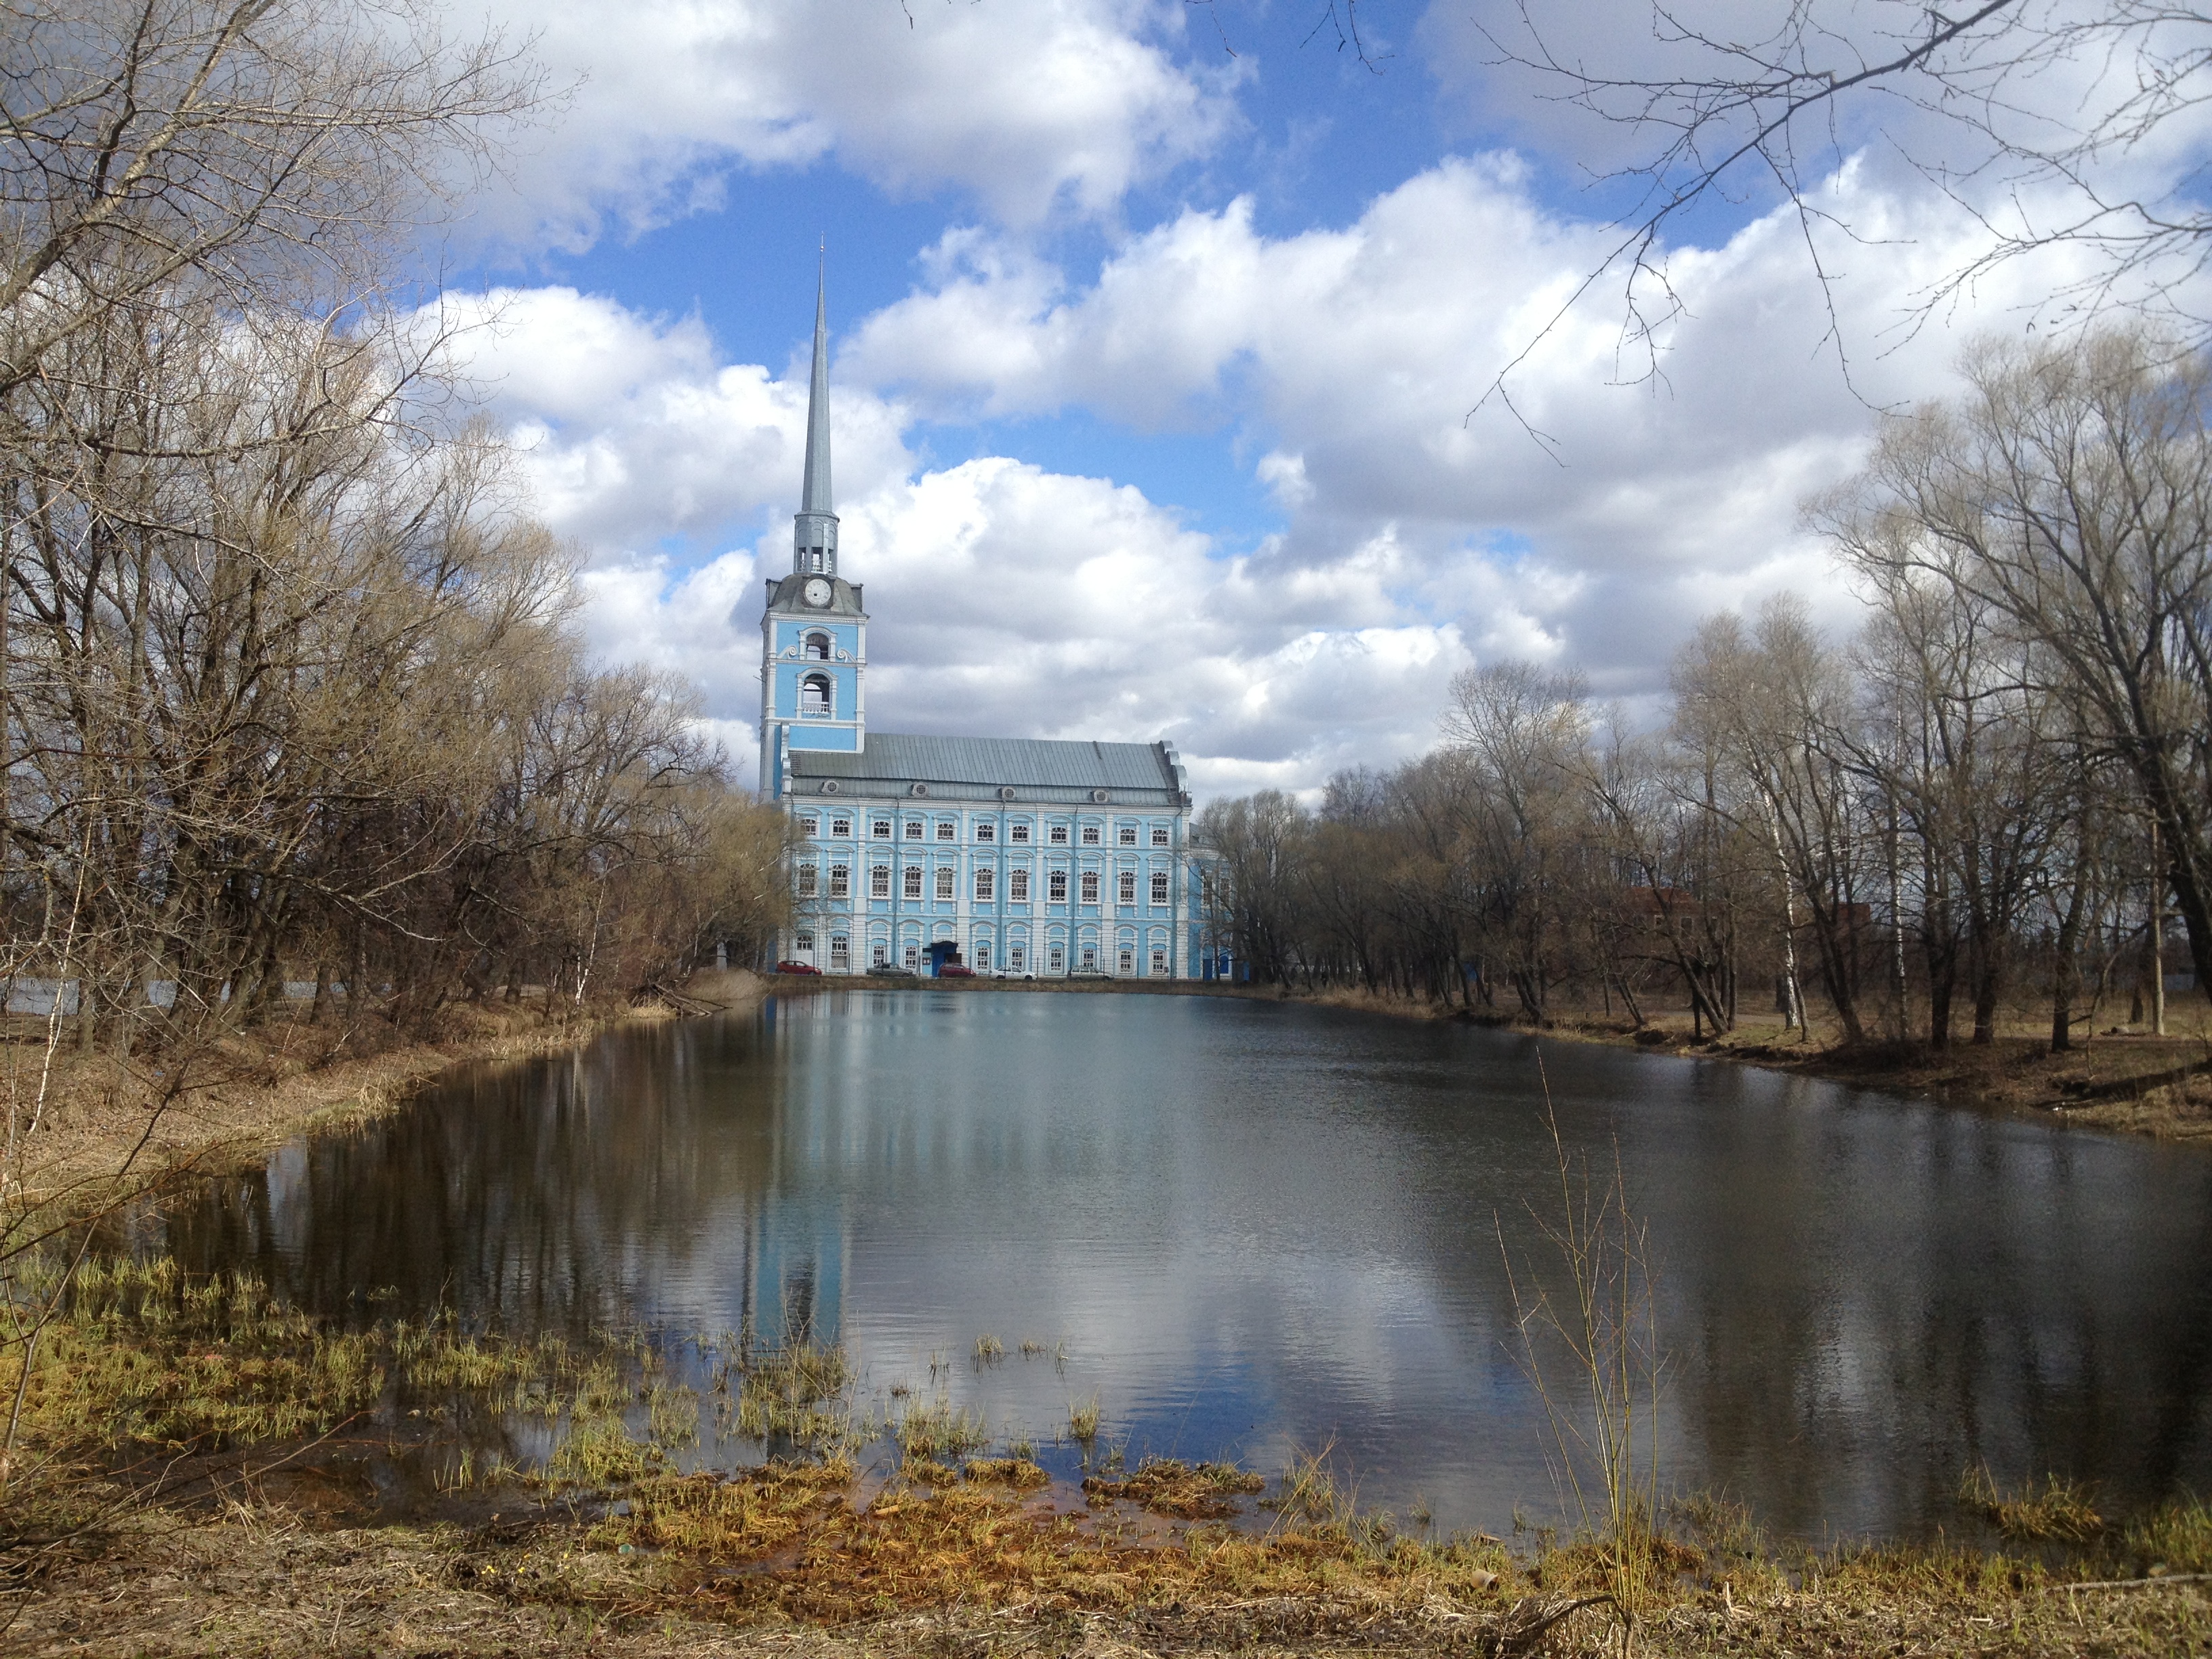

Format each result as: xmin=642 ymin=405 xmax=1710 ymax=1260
xmin=804 ymin=632 xmax=832 ymax=661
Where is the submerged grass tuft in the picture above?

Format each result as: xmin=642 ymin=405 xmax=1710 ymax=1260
xmin=1084 ymin=1457 xmax=1263 ymax=1519
xmin=893 ymin=1394 xmax=989 ymax=1461
xmin=1960 ymin=1464 xmax=2106 ymax=1542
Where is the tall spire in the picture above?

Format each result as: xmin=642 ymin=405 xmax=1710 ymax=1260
xmin=793 ymin=251 xmax=839 ymax=574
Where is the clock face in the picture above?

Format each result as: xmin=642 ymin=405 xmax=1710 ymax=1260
xmin=802 ymin=577 xmax=832 ymax=607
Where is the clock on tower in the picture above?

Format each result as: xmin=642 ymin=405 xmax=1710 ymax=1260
xmin=758 ymin=265 xmax=867 ymax=793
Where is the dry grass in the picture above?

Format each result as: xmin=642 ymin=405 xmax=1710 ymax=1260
xmin=1961 ymin=1465 xmax=2106 ymax=1543
xmin=1082 ymin=1458 xmax=1265 ymax=1519
xmin=7 ymin=1469 xmax=2211 ymax=1658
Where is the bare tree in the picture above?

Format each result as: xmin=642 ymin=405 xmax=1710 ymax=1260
xmin=0 ymin=0 xmax=541 ymax=397
xmin=1820 ymin=327 xmax=2212 ymax=1006
xmin=1471 ymin=1 xmax=2212 ymax=388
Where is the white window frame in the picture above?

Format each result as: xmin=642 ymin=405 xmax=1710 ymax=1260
xmin=1048 ymin=823 xmax=1069 ymax=845
xmin=903 ymin=866 xmax=924 ymax=899
xmin=872 ymin=819 xmax=893 ymax=840
xmin=796 ymin=864 xmax=818 ymax=898
xmin=977 ymin=821 xmax=995 ymax=842
xmin=1048 ymin=871 xmax=1068 ymax=903
xmin=1117 ymin=870 xmax=1136 ymax=905
xmin=1009 ymin=869 xmax=1029 ymax=903
xmin=828 ymin=865 xmax=849 ymax=899
xmin=936 ymin=819 xmax=955 ymax=841
xmin=1080 ymin=872 xmax=1100 ymax=904
xmin=1118 ymin=824 xmax=1137 ymax=845
xmin=904 ymin=819 xmax=924 ymax=840
xmin=975 ymin=869 xmax=995 ymax=902
xmin=1151 ymin=825 xmax=1170 ymax=846
xmin=1010 ymin=821 xmax=1031 ymax=843
xmin=830 ymin=816 xmax=851 ymax=838
xmin=1150 ymin=871 xmax=1169 ymax=906
xmin=1081 ymin=825 xmax=1101 ymax=846
xmin=935 ymin=866 xmax=955 ymax=901
xmin=870 ymin=866 xmax=890 ymax=899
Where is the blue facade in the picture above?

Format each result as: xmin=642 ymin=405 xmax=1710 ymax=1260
xmin=758 ymin=274 xmax=1218 ymax=979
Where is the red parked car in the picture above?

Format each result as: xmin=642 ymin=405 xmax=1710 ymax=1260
xmin=775 ymin=960 xmax=823 ymax=975
xmin=937 ymin=964 xmax=978 ymax=979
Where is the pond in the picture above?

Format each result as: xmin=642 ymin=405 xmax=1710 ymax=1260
xmin=153 ymin=990 xmax=2212 ymax=1542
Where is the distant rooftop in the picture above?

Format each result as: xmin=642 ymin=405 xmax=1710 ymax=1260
xmin=788 ymin=733 xmax=1187 ymax=806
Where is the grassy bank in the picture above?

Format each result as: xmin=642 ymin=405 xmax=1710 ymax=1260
xmin=0 ymin=970 xmax=770 ymax=1220
xmin=1243 ymin=981 xmax=2212 ymax=1143
xmin=2 ymin=1263 xmax=2207 ymax=1656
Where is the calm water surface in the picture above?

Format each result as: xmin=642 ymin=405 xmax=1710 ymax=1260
xmin=157 ymin=991 xmax=2212 ymax=1540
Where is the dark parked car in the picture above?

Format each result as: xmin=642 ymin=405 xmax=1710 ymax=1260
xmin=937 ymin=963 xmax=978 ymax=979
xmin=873 ymin=963 xmax=916 ymax=977
xmin=775 ymin=960 xmax=822 ymax=975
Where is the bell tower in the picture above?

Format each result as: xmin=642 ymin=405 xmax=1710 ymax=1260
xmin=759 ymin=262 xmax=867 ymax=797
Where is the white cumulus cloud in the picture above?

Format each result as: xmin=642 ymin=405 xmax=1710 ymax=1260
xmin=455 ymin=0 xmax=1240 ymax=247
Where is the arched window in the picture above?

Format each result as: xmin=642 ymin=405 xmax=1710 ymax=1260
xmin=804 ymin=632 xmax=831 ymax=661
xmin=800 ymin=674 xmax=832 ymax=717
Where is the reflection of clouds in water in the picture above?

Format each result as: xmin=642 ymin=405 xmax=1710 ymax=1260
xmin=159 ymin=995 xmax=2212 ymax=1543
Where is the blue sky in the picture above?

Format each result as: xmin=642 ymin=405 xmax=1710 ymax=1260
xmin=429 ymin=0 xmax=2212 ymax=795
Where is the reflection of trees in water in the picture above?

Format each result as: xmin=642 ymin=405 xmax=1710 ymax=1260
xmin=159 ymin=1020 xmax=843 ymax=1343
xmin=145 ymin=1000 xmax=2212 ymax=1540
xmin=1641 ymin=1078 xmax=2212 ymax=1538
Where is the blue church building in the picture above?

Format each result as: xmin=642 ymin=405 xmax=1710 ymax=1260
xmin=758 ymin=276 xmax=1211 ymax=979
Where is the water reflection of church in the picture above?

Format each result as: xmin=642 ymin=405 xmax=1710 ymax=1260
xmin=757 ymin=274 xmax=1220 ymax=980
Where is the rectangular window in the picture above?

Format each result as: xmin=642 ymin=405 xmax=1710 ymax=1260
xmin=796 ymin=865 xmax=818 ymax=898
xmin=1118 ymin=947 xmax=1134 ymax=976
xmin=904 ymin=820 xmax=923 ymax=840
xmin=1011 ymin=821 xmax=1030 ymax=843
xmin=975 ymin=869 xmax=995 ymax=902
xmin=936 ymin=819 xmax=954 ymax=840
xmin=975 ymin=942 xmax=991 ymax=970
xmin=904 ymin=942 xmax=921 ymax=970
xmin=830 ymin=935 xmax=850 ymax=970
xmin=1048 ymin=871 xmax=1068 ymax=903
xmin=1048 ymin=823 xmax=1068 ymax=845
xmin=1150 ymin=946 xmax=1168 ymax=976
xmin=1009 ymin=869 xmax=1029 ymax=903
xmin=1118 ymin=871 xmax=1136 ymax=905
xmin=795 ymin=931 xmax=815 ymax=954
xmin=1080 ymin=872 xmax=1100 ymax=904
xmin=872 ymin=820 xmax=892 ymax=840
xmin=1010 ymin=944 xmax=1026 ymax=970
xmin=935 ymin=866 xmax=954 ymax=901
xmin=903 ymin=866 xmax=923 ymax=899
xmin=1118 ymin=824 xmax=1136 ymax=845
xmin=977 ymin=821 xmax=995 ymax=842
xmin=871 ymin=866 xmax=890 ymax=898
xmin=1048 ymin=944 xmax=1065 ymax=974
xmin=801 ymin=817 xmax=819 ymax=837
xmin=872 ymin=939 xmax=890 ymax=966
xmin=1151 ymin=826 xmax=1169 ymax=846
xmin=830 ymin=817 xmax=851 ymax=838
xmin=1150 ymin=871 xmax=1170 ymax=906
xmin=1081 ymin=825 xmax=1101 ymax=846
xmin=828 ymin=865 xmax=849 ymax=899
xmin=1080 ymin=944 xmax=1099 ymax=972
